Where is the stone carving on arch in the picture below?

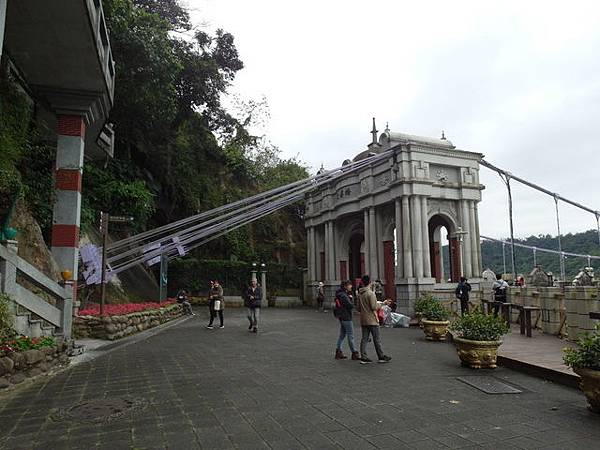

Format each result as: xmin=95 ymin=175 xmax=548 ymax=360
xmin=427 ymin=199 xmax=458 ymax=232
xmin=382 ymin=215 xmax=395 ymax=241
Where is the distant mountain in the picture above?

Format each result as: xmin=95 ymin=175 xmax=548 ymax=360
xmin=444 ymin=229 xmax=600 ymax=279
xmin=481 ymin=229 xmax=600 ymax=278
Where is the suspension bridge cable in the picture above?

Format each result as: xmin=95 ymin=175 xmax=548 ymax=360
xmin=481 ymin=235 xmax=600 ymax=261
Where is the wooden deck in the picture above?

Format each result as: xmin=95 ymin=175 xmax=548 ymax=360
xmin=497 ymin=325 xmax=580 ymax=387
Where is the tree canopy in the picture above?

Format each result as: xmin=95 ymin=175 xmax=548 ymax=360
xmin=82 ymin=0 xmax=309 ymax=267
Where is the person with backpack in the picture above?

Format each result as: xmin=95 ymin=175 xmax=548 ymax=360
xmin=492 ymin=273 xmax=509 ymax=316
xmin=245 ymin=279 xmax=262 ymax=333
xmin=176 ymin=288 xmax=194 ymax=316
xmin=207 ymin=280 xmax=224 ymax=329
xmin=334 ymin=280 xmax=359 ymax=360
xmin=358 ymin=275 xmax=392 ymax=364
xmin=455 ymin=277 xmax=472 ymax=316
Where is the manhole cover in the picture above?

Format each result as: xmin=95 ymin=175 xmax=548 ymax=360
xmin=52 ymin=396 xmax=148 ymax=423
xmin=457 ymin=376 xmax=522 ymax=394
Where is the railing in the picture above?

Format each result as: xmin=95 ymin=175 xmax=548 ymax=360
xmin=0 ymin=240 xmax=73 ymax=339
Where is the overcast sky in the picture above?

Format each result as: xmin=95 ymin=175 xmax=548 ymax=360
xmin=189 ymin=0 xmax=600 ymax=243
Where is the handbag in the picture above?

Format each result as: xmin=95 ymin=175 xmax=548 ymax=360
xmin=213 ymin=300 xmax=221 ymax=311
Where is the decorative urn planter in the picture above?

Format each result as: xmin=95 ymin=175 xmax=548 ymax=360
xmin=415 ymin=312 xmax=424 ymax=328
xmin=454 ymin=337 xmax=502 ymax=369
xmin=421 ymin=319 xmax=450 ymax=341
xmin=573 ymin=368 xmax=600 ymax=413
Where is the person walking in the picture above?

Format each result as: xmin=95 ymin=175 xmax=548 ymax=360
xmin=492 ymin=274 xmax=509 ymax=316
xmin=245 ymin=279 xmax=262 ymax=333
xmin=176 ymin=288 xmax=194 ymax=316
xmin=334 ymin=280 xmax=360 ymax=360
xmin=316 ymin=282 xmax=325 ymax=312
xmin=455 ymin=277 xmax=472 ymax=316
xmin=207 ymin=280 xmax=224 ymax=329
xmin=358 ymin=275 xmax=391 ymax=364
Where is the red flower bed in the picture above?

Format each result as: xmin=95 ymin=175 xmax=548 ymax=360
xmin=78 ymin=300 xmax=175 ymax=317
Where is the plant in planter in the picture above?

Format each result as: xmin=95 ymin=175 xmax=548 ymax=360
xmin=450 ymin=309 xmax=510 ymax=369
xmin=414 ymin=294 xmax=436 ymax=328
xmin=421 ymin=298 xmax=451 ymax=341
xmin=563 ymin=323 xmax=600 ymax=413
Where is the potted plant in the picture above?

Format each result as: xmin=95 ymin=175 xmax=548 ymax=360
xmin=421 ymin=298 xmax=450 ymax=341
xmin=451 ymin=309 xmax=510 ymax=369
xmin=563 ymin=323 xmax=600 ymax=413
xmin=414 ymin=294 xmax=436 ymax=328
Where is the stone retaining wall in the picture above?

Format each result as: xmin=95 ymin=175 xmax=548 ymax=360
xmin=0 ymin=341 xmax=70 ymax=389
xmin=502 ymin=286 xmax=598 ymax=340
xmin=74 ymin=304 xmax=183 ymax=340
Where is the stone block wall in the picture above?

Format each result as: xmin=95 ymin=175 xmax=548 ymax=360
xmin=506 ymin=287 xmax=564 ymax=335
xmin=73 ymin=304 xmax=183 ymax=340
xmin=564 ymin=286 xmax=599 ymax=341
xmin=0 ymin=341 xmax=70 ymax=390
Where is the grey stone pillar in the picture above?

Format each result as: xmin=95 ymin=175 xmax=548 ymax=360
xmin=474 ymin=203 xmax=482 ymax=276
xmin=364 ymin=209 xmax=370 ymax=275
xmin=0 ymin=0 xmax=6 ymax=58
xmin=469 ymin=201 xmax=480 ymax=277
xmin=411 ymin=196 xmax=423 ymax=278
xmin=261 ymin=269 xmax=267 ymax=307
xmin=307 ymin=227 xmax=313 ymax=281
xmin=324 ymin=222 xmax=330 ymax=281
xmin=402 ymin=196 xmax=413 ymax=278
xmin=369 ymin=207 xmax=378 ymax=279
xmin=421 ymin=196 xmax=431 ymax=278
xmin=0 ymin=240 xmax=18 ymax=295
xmin=461 ymin=200 xmax=473 ymax=278
xmin=395 ymin=198 xmax=404 ymax=280
xmin=330 ymin=220 xmax=337 ymax=282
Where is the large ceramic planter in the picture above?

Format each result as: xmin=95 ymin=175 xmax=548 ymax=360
xmin=421 ymin=319 xmax=450 ymax=341
xmin=573 ymin=368 xmax=600 ymax=413
xmin=454 ymin=336 xmax=502 ymax=369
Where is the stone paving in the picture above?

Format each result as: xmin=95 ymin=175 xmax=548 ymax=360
xmin=0 ymin=308 xmax=599 ymax=450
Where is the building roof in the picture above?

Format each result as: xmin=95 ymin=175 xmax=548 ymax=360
xmin=382 ymin=131 xmax=455 ymax=149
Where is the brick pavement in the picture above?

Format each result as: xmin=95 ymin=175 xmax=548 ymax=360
xmin=0 ymin=308 xmax=598 ymax=450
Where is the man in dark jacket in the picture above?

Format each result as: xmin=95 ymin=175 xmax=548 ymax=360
xmin=455 ymin=277 xmax=472 ymax=316
xmin=334 ymin=280 xmax=360 ymax=360
xmin=245 ymin=279 xmax=262 ymax=333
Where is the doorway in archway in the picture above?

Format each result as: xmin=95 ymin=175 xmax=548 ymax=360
xmin=348 ymin=233 xmax=365 ymax=282
xmin=428 ymin=215 xmax=461 ymax=282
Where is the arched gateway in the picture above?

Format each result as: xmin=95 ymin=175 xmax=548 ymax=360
xmin=305 ymin=122 xmax=484 ymax=314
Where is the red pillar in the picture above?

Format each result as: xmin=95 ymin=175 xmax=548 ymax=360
xmin=450 ymin=237 xmax=461 ymax=282
xmin=339 ymin=261 xmax=347 ymax=281
xmin=383 ymin=241 xmax=396 ymax=300
xmin=320 ymin=252 xmax=326 ymax=282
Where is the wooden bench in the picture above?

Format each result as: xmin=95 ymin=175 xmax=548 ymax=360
xmin=514 ymin=305 xmax=541 ymax=337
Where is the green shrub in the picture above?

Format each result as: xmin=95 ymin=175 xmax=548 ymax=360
xmin=563 ymin=324 xmax=600 ymax=370
xmin=422 ymin=298 xmax=450 ymax=321
xmin=451 ymin=308 xmax=510 ymax=341
xmin=0 ymin=293 xmax=15 ymax=339
xmin=414 ymin=293 xmax=436 ymax=314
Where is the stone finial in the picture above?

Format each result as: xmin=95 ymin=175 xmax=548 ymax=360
xmin=441 ymin=130 xmax=446 ymax=140
xmin=371 ymin=117 xmax=378 ymax=145
xmin=385 ymin=122 xmax=390 ymax=133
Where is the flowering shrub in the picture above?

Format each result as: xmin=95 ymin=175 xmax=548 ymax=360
xmin=0 ymin=335 xmax=55 ymax=356
xmin=78 ymin=300 xmax=175 ymax=317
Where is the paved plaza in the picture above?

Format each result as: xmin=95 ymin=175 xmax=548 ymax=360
xmin=0 ymin=309 xmax=599 ymax=450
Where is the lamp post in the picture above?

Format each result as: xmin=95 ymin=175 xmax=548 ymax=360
xmin=454 ymin=227 xmax=468 ymax=278
xmin=251 ymin=262 xmax=257 ymax=282
xmin=260 ymin=263 xmax=267 ymax=308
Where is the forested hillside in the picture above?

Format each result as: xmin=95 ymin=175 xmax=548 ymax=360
xmin=88 ymin=0 xmax=309 ymax=268
xmin=480 ymin=230 xmax=600 ymax=278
